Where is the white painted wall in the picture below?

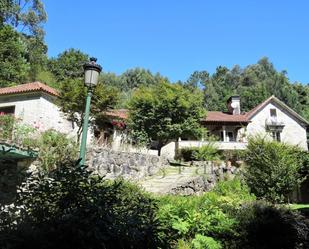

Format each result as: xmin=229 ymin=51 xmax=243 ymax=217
xmin=246 ymin=102 xmax=308 ymax=150
xmin=37 ymin=93 xmax=76 ymax=136
xmin=160 ymin=141 xmax=247 ymax=159
xmin=0 ymin=92 xmax=95 ymax=142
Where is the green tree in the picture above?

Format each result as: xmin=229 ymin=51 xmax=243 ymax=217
xmin=108 ymin=68 xmax=168 ymax=108
xmin=120 ymin=68 xmax=165 ymax=91
xmin=184 ymin=70 xmax=209 ymax=91
xmin=48 ymin=48 xmax=89 ymax=83
xmin=49 ymin=49 xmax=119 ymax=140
xmin=292 ymin=83 xmax=309 ymax=121
xmin=0 ymin=0 xmax=47 ymax=38
xmin=23 ymin=34 xmax=48 ymax=81
xmin=197 ymin=57 xmax=306 ymax=114
xmin=0 ymin=25 xmax=29 ymax=86
xmin=128 ymin=81 xmax=205 ymax=155
xmin=59 ymin=78 xmax=119 ymax=140
xmin=35 ymin=69 xmax=58 ymax=88
xmin=0 ymin=0 xmax=48 ymax=82
xmin=244 ymin=136 xmax=305 ymax=203
xmin=100 ymin=71 xmax=129 ymax=108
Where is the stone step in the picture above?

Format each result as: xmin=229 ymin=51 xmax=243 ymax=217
xmin=138 ymin=165 xmax=206 ymax=194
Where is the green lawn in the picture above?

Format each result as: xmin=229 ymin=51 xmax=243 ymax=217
xmin=288 ymin=204 xmax=309 ymax=210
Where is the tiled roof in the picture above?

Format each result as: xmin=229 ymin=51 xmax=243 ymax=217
xmin=99 ymin=96 xmax=309 ymax=126
xmin=104 ymin=109 xmax=128 ymax=119
xmin=104 ymin=109 xmax=249 ymax=123
xmin=0 ymin=82 xmax=59 ymax=97
xmin=203 ymin=111 xmax=249 ymax=123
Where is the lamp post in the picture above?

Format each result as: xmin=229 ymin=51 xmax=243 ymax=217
xmin=79 ymin=57 xmax=102 ymax=166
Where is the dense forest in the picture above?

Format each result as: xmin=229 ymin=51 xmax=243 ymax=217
xmin=1 ymin=0 xmax=309 ymax=121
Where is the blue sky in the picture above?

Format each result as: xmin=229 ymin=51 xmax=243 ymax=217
xmin=44 ymin=0 xmax=309 ymax=83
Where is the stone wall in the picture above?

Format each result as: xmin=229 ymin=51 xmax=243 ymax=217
xmin=0 ymin=93 xmax=81 ymax=140
xmin=167 ymin=161 xmax=240 ymax=195
xmin=0 ymin=159 xmax=31 ymax=204
xmin=87 ymin=147 xmax=165 ymax=180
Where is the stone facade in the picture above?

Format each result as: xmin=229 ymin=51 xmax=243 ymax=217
xmin=87 ymin=147 xmax=165 ymax=180
xmin=0 ymin=93 xmax=76 ymax=135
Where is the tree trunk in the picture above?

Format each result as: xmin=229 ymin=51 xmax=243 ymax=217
xmin=158 ymin=146 xmax=162 ymax=156
xmin=157 ymin=141 xmax=163 ymax=156
xmin=77 ymin=124 xmax=83 ymax=143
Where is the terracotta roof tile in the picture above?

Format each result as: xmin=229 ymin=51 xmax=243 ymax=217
xmin=0 ymin=82 xmax=59 ymax=97
xmin=105 ymin=109 xmax=249 ymax=123
xmin=203 ymin=111 xmax=249 ymax=123
xmin=104 ymin=109 xmax=128 ymax=119
xmin=97 ymin=96 xmax=309 ymax=126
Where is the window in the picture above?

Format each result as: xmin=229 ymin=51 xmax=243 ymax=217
xmin=270 ymin=109 xmax=277 ymax=117
xmin=0 ymin=106 xmax=15 ymax=115
xmin=227 ymin=132 xmax=235 ymax=142
xmin=272 ymin=131 xmax=281 ymax=142
xmin=220 ymin=131 xmax=224 ymax=141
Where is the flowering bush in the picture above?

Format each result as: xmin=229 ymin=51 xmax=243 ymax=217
xmin=0 ymin=114 xmax=15 ymax=140
xmin=111 ymin=120 xmax=126 ymax=130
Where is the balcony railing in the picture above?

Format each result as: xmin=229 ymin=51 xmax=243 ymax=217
xmin=265 ymin=117 xmax=285 ymax=131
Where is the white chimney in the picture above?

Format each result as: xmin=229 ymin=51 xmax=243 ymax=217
xmin=227 ymin=96 xmax=241 ymax=115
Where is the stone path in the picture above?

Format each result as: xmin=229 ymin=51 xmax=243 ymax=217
xmin=138 ymin=165 xmax=208 ymax=194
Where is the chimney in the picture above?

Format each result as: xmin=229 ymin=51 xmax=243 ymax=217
xmin=227 ymin=96 xmax=241 ymax=115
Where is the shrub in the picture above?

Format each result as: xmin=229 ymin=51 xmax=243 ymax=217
xmin=177 ymin=144 xmax=221 ymax=162
xmin=295 ymin=150 xmax=309 ymax=175
xmin=36 ymin=130 xmax=78 ymax=171
xmin=13 ymin=122 xmax=37 ymax=146
xmin=244 ymin=136 xmax=305 ymax=203
xmin=191 ymin=234 xmax=222 ymax=249
xmin=0 ymin=115 xmax=77 ymax=172
xmin=177 ymin=147 xmax=200 ymax=161
xmin=193 ymin=143 xmax=221 ymax=162
xmin=157 ymin=179 xmax=255 ymax=247
xmin=0 ymin=161 xmax=168 ymax=249
xmin=0 ymin=114 xmax=15 ymax=140
xmin=236 ymin=201 xmax=309 ymax=249
xmin=221 ymin=150 xmax=244 ymax=165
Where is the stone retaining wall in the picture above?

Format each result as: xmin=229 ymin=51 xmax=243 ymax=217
xmin=87 ymin=147 xmax=165 ymax=180
xmin=0 ymin=159 xmax=31 ymax=204
xmin=168 ymin=161 xmax=240 ymax=195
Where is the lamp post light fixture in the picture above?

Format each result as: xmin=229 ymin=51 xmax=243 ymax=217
xmin=79 ymin=57 xmax=102 ymax=166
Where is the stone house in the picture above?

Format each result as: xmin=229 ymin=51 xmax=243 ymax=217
xmin=0 ymin=82 xmax=76 ymax=135
xmin=197 ymin=95 xmax=308 ymax=151
xmin=104 ymin=95 xmax=309 ymax=158
xmin=0 ymin=82 xmax=80 ymax=203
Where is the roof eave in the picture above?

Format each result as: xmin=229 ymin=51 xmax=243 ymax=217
xmin=246 ymin=96 xmax=309 ymax=126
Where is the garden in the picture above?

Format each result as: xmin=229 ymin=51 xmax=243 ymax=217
xmin=1 ymin=132 xmax=309 ymax=248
